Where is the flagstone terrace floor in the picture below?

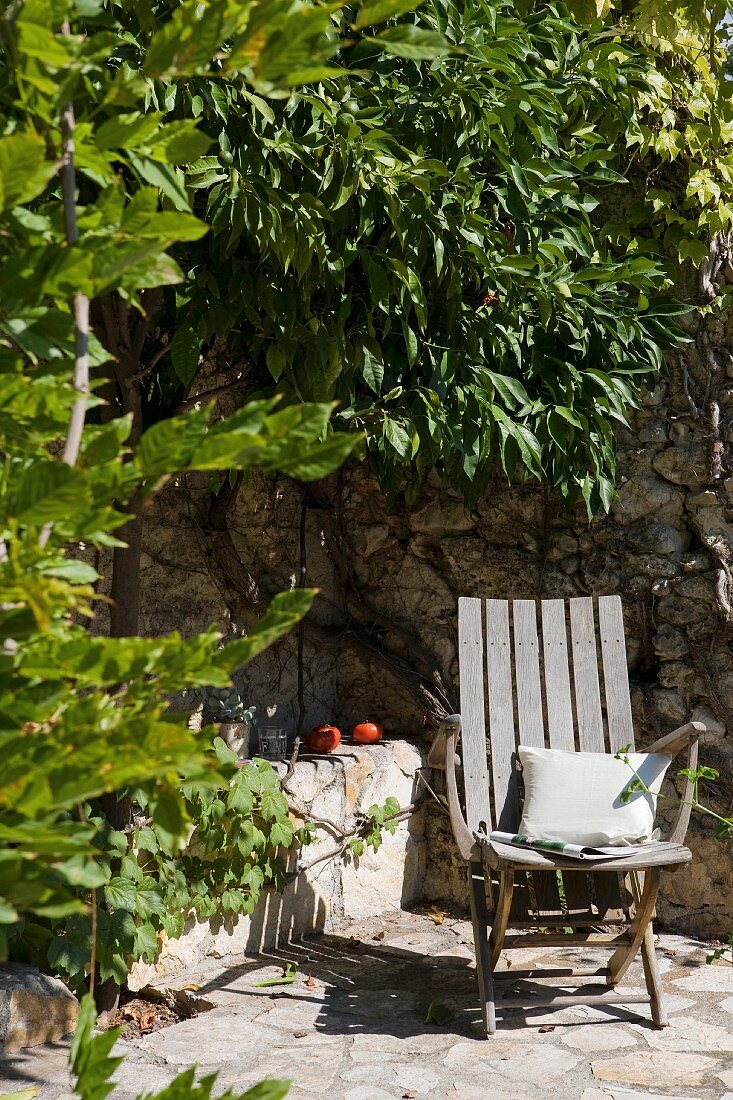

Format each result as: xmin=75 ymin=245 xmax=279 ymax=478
xmin=2 ymin=908 xmax=732 ymax=1100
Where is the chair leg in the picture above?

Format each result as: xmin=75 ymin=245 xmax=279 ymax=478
xmin=468 ymin=863 xmax=496 ymax=1036
xmin=641 ymin=922 xmax=668 ymax=1028
xmin=489 ymin=869 xmax=514 ymax=969
xmin=607 ymin=869 xmax=661 ymax=988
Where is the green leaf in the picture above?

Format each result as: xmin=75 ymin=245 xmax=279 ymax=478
xmin=678 ymin=238 xmax=709 ymax=267
xmin=95 ymin=113 xmax=164 ymax=151
xmin=38 ymin=558 xmax=99 ymax=584
xmin=129 ymin=154 xmax=191 ymax=211
xmin=133 ymin=880 xmax=167 ymax=917
xmin=355 ymin=0 xmax=423 ymax=30
xmin=143 ymin=0 xmax=233 ymax=79
xmin=239 ymin=1083 xmax=292 ymax=1100
xmin=0 ymin=133 xmax=57 ymax=211
xmin=269 ymin=820 xmax=294 ymax=848
xmin=370 ymin=26 xmax=450 ymax=60
xmin=145 ymin=121 xmax=213 ymax=165
xmin=70 ymin=995 xmax=122 ymax=1100
xmin=425 ymin=998 xmax=454 ymax=1025
xmin=151 ymin=791 xmax=185 ymax=854
xmin=362 ymin=347 xmax=384 ymax=395
xmin=384 ymin=418 xmax=411 ymax=458
xmin=254 ymin=962 xmax=297 ymax=987
xmin=103 ymin=877 xmax=137 ymax=910
xmin=170 ymin=323 xmax=202 ymax=385
xmin=9 ymin=462 xmax=87 ymax=525
xmin=133 ymin=921 xmax=158 ymax=960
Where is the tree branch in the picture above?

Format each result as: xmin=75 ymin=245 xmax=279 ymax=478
xmin=40 ymin=61 xmax=89 ymax=549
xmin=285 ymin=798 xmax=425 ymax=881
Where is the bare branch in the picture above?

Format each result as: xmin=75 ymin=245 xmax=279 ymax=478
xmin=39 ymin=59 xmax=89 ymax=549
xmin=285 ymin=798 xmax=425 ymax=881
xmin=281 ymin=736 xmax=300 ymax=792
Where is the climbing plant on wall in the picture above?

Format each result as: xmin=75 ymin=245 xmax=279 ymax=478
xmin=145 ymin=0 xmax=733 ymax=513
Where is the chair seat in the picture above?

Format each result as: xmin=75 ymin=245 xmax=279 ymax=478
xmin=485 ymin=838 xmax=692 ymax=872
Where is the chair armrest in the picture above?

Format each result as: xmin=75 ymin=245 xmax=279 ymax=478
xmin=645 ymin=720 xmax=707 ymax=757
xmin=427 ymin=714 xmax=461 ymax=769
xmin=646 ymin=721 xmax=711 ymax=845
xmin=429 ymin=715 xmax=478 ymax=862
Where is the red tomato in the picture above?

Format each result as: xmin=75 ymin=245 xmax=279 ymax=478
xmin=352 ymin=721 xmax=383 ymax=744
xmin=305 ymin=724 xmax=341 ymax=753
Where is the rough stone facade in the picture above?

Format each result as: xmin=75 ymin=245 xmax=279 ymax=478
xmin=110 ymin=307 xmax=733 ymax=939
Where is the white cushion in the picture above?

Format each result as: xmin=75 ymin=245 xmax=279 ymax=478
xmin=517 ymin=746 xmax=671 ymax=847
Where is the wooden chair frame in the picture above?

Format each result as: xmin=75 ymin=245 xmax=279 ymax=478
xmin=431 ymin=595 xmax=707 ymax=1036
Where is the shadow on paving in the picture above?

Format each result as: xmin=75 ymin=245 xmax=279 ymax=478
xmin=195 ymin=929 xmax=654 ymax=1039
xmin=0 ymin=1039 xmax=70 ymax=1089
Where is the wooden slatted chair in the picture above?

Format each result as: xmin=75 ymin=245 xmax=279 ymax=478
xmin=431 ymin=595 xmax=706 ymax=1036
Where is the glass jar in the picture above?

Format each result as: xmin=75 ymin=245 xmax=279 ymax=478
xmin=257 ymin=727 xmax=288 ymax=761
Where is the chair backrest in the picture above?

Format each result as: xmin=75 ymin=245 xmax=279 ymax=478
xmin=458 ymin=595 xmax=634 ymax=833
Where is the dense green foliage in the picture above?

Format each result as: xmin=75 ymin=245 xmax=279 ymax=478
xmin=39 ymin=748 xmax=311 ymax=989
xmin=0 ymin=0 xmax=405 ymax=987
xmin=153 ymin=0 xmax=733 ymax=509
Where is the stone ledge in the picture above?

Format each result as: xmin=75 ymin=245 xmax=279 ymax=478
xmin=0 ymin=963 xmax=79 ymax=1053
xmin=129 ymin=739 xmax=427 ymax=989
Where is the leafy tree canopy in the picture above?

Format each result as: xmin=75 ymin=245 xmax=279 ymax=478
xmin=139 ymin=0 xmax=733 ymax=511
xmin=0 ymin=0 xmax=396 ymax=963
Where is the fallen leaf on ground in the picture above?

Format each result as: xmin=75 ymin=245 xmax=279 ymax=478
xmin=293 ymin=1030 xmax=308 ymax=1038
xmin=425 ymin=998 xmax=453 ymax=1025
xmin=426 ymin=907 xmax=445 ymax=925
xmin=373 ymin=930 xmax=385 ymax=941
xmin=538 ymin=1024 xmax=555 ymax=1033
xmin=305 ymin=974 xmax=316 ymax=989
xmin=254 ymin=962 xmax=297 ymax=987
xmin=122 ymin=1002 xmax=157 ymax=1032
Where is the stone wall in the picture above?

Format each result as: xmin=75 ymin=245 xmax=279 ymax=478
xmin=116 ymin=310 xmax=733 ymax=939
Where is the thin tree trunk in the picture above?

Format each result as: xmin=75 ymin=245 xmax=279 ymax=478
xmin=103 ymin=370 xmax=143 ymax=833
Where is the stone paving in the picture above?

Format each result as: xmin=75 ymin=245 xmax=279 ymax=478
xmin=1 ymin=909 xmax=732 ymax=1100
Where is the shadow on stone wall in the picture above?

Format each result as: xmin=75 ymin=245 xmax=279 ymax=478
xmin=105 ymin=333 xmax=733 ymax=937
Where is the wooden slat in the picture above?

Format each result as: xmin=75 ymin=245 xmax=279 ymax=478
xmin=592 ymin=869 xmax=629 ymax=924
xmin=509 ymin=918 xmax=628 ymax=929
xmin=541 ymin=599 xmax=593 ymax=916
xmin=569 ymin=597 xmax=605 ymax=752
xmin=559 ymin=869 xmax=595 ymax=919
xmin=593 ymin=596 xmax=636 ymax=919
xmin=458 ymin=597 xmax=492 ymax=835
xmin=529 ymin=869 xmax=565 ymax=923
xmin=598 ymin=594 xmax=635 ymax=752
xmin=503 ymin=931 xmax=631 ymax=948
xmin=541 ymin=599 xmax=575 ymax=751
xmin=485 ymin=599 xmax=519 ymax=832
xmin=512 ymin=600 xmax=544 ymax=748
xmin=493 ymin=967 xmax=608 ymax=982
xmin=512 ymin=603 xmax=563 ymax=917
xmin=497 ymin=992 xmax=650 ymax=1009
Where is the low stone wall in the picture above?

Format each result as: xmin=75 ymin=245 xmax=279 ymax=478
xmin=129 ymin=740 xmax=427 ymax=988
xmin=0 ymin=964 xmax=79 ymax=1052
